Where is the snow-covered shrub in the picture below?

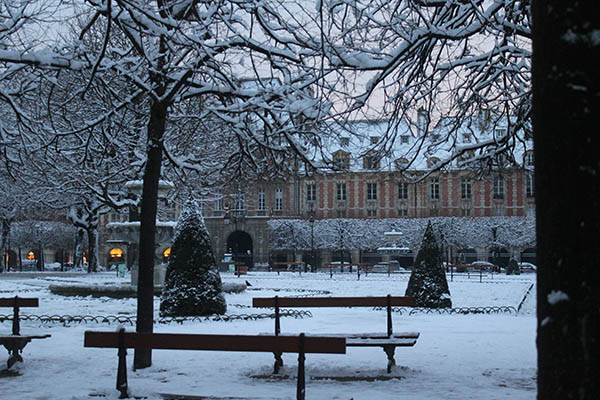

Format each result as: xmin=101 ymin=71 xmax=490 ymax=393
xmin=405 ymin=221 xmax=452 ymax=308
xmin=160 ymin=201 xmax=226 ymax=317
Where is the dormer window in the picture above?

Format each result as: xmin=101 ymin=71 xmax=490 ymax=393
xmin=495 ymin=128 xmax=507 ymax=137
xmin=462 ymin=133 xmax=471 ymax=143
xmin=401 ymin=135 xmax=410 ymax=144
xmin=332 ymin=150 xmax=350 ymax=170
xmin=427 ymin=157 xmax=440 ymax=168
xmin=370 ymin=136 xmax=379 ymax=145
xmin=431 ymin=134 xmax=441 ymax=142
xmin=340 ymin=137 xmax=350 ymax=147
xmin=363 ymin=152 xmax=380 ymax=170
xmin=395 ymin=157 xmax=409 ymax=170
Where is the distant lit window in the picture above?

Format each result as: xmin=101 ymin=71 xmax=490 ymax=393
xmin=163 ymin=247 xmax=171 ymax=263
xmin=28 ymin=251 xmax=35 ymax=260
xmin=109 ymin=248 xmax=123 ymax=259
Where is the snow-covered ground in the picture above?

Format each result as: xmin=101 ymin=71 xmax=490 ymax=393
xmin=0 ymin=271 xmax=537 ymax=399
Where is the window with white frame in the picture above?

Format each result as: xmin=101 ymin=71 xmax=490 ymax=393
xmin=275 ymin=188 xmax=283 ymax=210
xmin=429 ymin=178 xmax=440 ymax=200
xmin=258 ymin=189 xmax=266 ymax=210
xmin=367 ymin=182 xmax=377 ymax=201
xmin=526 ymin=151 xmax=534 ymax=167
xmin=367 ymin=208 xmax=377 ymax=217
xmin=526 ymin=173 xmax=535 ymax=198
xmin=461 ymin=177 xmax=472 ymax=200
xmin=336 ymin=182 xmax=347 ymax=201
xmin=306 ymin=183 xmax=316 ymax=202
xmin=234 ymin=194 xmax=245 ymax=210
xmin=398 ymin=181 xmax=408 ymax=200
xmin=493 ymin=176 xmax=504 ymax=199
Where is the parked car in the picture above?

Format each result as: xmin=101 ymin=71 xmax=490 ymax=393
xmin=518 ymin=262 xmax=537 ymax=272
xmin=469 ymin=261 xmax=500 ymax=272
xmin=371 ymin=260 xmax=402 ymax=273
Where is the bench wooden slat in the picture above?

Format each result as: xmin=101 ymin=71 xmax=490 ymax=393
xmin=0 ymin=297 xmax=39 ymax=307
xmin=252 ymin=296 xmax=416 ymax=308
xmin=324 ymin=332 xmax=420 ymax=339
xmin=346 ymin=338 xmax=417 ymax=347
xmin=84 ymin=332 xmax=346 ymax=354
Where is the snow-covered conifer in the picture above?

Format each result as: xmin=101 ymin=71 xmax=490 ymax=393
xmin=160 ymin=201 xmax=226 ymax=317
xmin=405 ymin=221 xmax=452 ymax=308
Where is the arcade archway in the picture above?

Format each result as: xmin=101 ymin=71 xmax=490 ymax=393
xmin=226 ymin=230 xmax=253 ymax=268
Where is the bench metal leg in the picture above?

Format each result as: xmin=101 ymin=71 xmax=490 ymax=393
xmin=7 ymin=351 xmax=23 ymax=369
xmin=383 ymin=345 xmax=396 ymax=373
xmin=273 ymin=352 xmax=284 ymax=374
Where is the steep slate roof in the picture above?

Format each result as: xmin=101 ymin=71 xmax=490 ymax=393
xmin=307 ymin=114 xmax=533 ymax=173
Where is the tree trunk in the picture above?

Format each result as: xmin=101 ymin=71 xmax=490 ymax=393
xmin=86 ymin=228 xmax=98 ymax=273
xmin=74 ymin=228 xmax=85 ymax=270
xmin=533 ymin=1 xmax=600 ymax=398
xmin=0 ymin=220 xmax=8 ymax=271
xmin=134 ymin=100 xmax=167 ymax=369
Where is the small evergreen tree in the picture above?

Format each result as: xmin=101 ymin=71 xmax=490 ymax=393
xmin=160 ymin=200 xmax=227 ymax=317
xmin=405 ymin=221 xmax=452 ymax=308
xmin=506 ymin=258 xmax=521 ymax=275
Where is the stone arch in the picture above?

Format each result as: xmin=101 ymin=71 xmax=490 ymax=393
xmin=457 ymin=248 xmax=478 ymax=264
xmin=226 ymin=230 xmax=253 ymax=268
xmin=521 ymin=247 xmax=537 ymax=264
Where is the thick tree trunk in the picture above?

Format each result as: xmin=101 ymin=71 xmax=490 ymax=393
xmin=0 ymin=220 xmax=8 ymax=271
xmin=86 ymin=228 xmax=98 ymax=273
xmin=74 ymin=228 xmax=85 ymax=270
xmin=134 ymin=100 xmax=167 ymax=369
xmin=533 ymin=1 xmax=600 ymax=398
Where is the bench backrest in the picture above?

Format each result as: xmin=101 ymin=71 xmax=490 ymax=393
xmin=84 ymin=331 xmax=346 ymax=354
xmin=253 ymin=295 xmax=416 ymax=337
xmin=0 ymin=296 xmax=39 ymax=335
xmin=85 ymin=329 xmax=344 ymax=400
xmin=253 ymin=296 xmax=416 ymax=308
xmin=0 ymin=297 xmax=39 ymax=308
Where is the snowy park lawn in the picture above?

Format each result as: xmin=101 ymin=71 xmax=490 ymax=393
xmin=0 ymin=271 xmax=537 ymax=399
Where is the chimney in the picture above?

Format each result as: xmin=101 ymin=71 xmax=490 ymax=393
xmin=417 ymin=108 xmax=428 ymax=136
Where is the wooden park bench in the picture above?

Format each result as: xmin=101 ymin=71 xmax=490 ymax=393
xmin=84 ymin=329 xmax=345 ymax=399
xmin=271 ymin=261 xmax=306 ymax=276
xmin=0 ymin=296 xmax=51 ymax=370
xmin=253 ymin=295 xmax=419 ymax=373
